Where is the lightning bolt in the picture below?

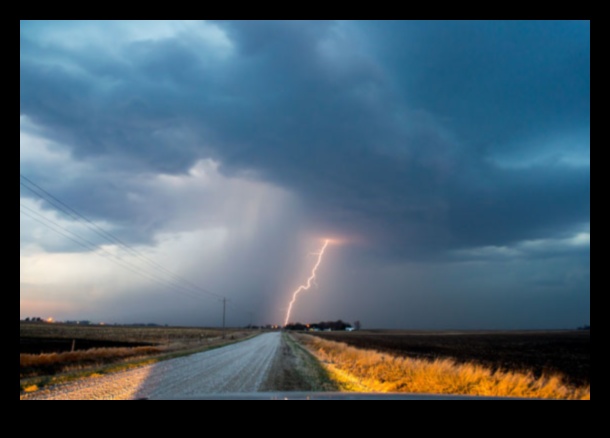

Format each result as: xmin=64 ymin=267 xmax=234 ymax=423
xmin=284 ymin=239 xmax=330 ymax=326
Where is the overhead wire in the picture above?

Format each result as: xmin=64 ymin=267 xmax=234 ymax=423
xmin=20 ymin=174 xmax=225 ymax=300
xmin=20 ymin=205 xmax=214 ymax=302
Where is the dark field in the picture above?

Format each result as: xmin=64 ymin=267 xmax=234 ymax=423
xmin=20 ymin=322 xmax=254 ymax=382
xmin=20 ymin=322 xmax=226 ymax=346
xmin=20 ymin=322 xmax=246 ymax=358
xmin=21 ymin=337 xmax=154 ymax=354
xmin=19 ymin=322 xmax=237 ymax=354
xmin=311 ymin=330 xmax=590 ymax=386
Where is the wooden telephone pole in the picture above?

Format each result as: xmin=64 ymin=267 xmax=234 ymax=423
xmin=220 ymin=297 xmax=230 ymax=338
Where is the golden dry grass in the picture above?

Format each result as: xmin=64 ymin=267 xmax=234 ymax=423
xmin=298 ymin=335 xmax=590 ymax=400
xmin=21 ymin=346 xmax=161 ymax=368
xmin=20 ymin=322 xmax=257 ymax=384
xmin=20 ymin=328 xmax=260 ymax=395
xmin=20 ymin=346 xmax=162 ymax=378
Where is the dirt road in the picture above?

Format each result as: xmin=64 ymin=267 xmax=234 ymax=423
xmin=22 ymin=332 xmax=327 ymax=400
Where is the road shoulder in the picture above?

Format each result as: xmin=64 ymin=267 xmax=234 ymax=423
xmin=260 ymin=332 xmax=338 ymax=392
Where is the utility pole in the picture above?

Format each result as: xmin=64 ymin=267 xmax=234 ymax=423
xmin=220 ymin=298 xmax=230 ymax=338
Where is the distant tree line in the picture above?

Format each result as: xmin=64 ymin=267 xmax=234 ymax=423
xmin=253 ymin=324 xmax=281 ymax=330
xmin=284 ymin=320 xmax=360 ymax=331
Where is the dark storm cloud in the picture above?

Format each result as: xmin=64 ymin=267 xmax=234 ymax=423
xmin=20 ymin=20 xmax=590 ymax=257
xmin=447 ymin=163 xmax=589 ymax=248
xmin=358 ymin=20 xmax=590 ymax=148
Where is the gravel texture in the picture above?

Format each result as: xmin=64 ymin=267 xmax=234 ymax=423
xmin=22 ymin=332 xmax=283 ymax=400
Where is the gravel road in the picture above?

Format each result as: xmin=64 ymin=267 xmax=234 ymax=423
xmin=22 ymin=332 xmax=283 ymax=400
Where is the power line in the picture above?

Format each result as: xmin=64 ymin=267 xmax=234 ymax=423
xmin=20 ymin=174 xmax=258 ymax=326
xmin=20 ymin=174 xmax=225 ymax=300
xmin=20 ymin=205 xmax=214 ymax=302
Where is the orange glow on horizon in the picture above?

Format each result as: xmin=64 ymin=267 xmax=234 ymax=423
xmin=284 ymin=239 xmax=331 ymax=326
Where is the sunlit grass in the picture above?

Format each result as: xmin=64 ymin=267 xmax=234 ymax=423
xmin=298 ymin=335 xmax=590 ymax=400
xmin=20 ymin=332 xmax=259 ymax=395
xmin=20 ymin=346 xmax=162 ymax=378
xmin=20 ymin=322 xmax=255 ymax=382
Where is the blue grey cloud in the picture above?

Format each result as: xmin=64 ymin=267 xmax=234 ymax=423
xmin=20 ymin=21 xmax=589 ymax=328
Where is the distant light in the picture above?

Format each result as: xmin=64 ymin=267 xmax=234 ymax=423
xmin=46 ymin=317 xmax=54 ymax=323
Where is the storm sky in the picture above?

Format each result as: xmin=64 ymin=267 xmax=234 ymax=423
xmin=20 ymin=20 xmax=590 ymax=329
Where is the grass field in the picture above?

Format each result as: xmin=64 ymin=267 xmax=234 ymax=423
xmin=21 ymin=323 xmax=590 ymax=399
xmin=20 ymin=322 xmax=228 ymax=347
xmin=309 ymin=330 xmax=589 ymax=386
xmin=20 ymin=322 xmax=256 ymax=389
xmin=298 ymin=332 xmax=590 ymax=399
